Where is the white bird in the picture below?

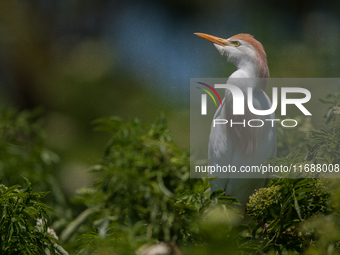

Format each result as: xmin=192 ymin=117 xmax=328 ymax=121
xmin=194 ymin=33 xmax=276 ymax=215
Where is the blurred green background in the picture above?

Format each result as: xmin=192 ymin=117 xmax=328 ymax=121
xmin=0 ymin=0 xmax=339 ymax=196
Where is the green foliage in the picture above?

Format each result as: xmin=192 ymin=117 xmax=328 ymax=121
xmin=2 ymin=90 xmax=340 ymax=254
xmin=0 ymin=177 xmax=67 ymax=254
xmin=0 ymin=108 xmax=67 ymax=210
xmin=184 ymin=206 xmax=251 ymax=255
xmin=275 ymin=116 xmax=313 ymax=158
xmin=319 ymin=90 xmax=340 ymax=125
xmin=302 ymin=178 xmax=340 ymax=254
xmin=68 ymin=116 xmax=218 ymax=254
xmin=65 ymin=90 xmax=340 ymax=254
xmin=245 ymin=90 xmax=340 ymax=254
xmin=247 ymin=178 xmax=330 ymax=254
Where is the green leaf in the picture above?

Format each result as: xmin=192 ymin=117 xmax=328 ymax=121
xmin=318 ymin=98 xmax=334 ymax=105
xmin=293 ymin=191 xmax=302 ymax=221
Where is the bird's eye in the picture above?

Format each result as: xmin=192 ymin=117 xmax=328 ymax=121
xmin=233 ymin=41 xmax=241 ymax=47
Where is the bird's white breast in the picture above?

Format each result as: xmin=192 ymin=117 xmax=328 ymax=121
xmin=208 ymin=85 xmax=276 ymax=210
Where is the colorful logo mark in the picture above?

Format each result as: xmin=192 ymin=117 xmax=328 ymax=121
xmin=196 ymin=82 xmax=222 ymax=115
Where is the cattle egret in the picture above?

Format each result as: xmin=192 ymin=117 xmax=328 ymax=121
xmin=194 ymin=33 xmax=276 ymax=215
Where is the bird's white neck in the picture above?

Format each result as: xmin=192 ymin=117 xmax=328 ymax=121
xmin=228 ymin=56 xmax=269 ymax=90
xmin=231 ymin=64 xmax=257 ymax=78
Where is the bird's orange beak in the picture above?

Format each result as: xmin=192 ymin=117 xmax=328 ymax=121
xmin=194 ymin=33 xmax=232 ymax=46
